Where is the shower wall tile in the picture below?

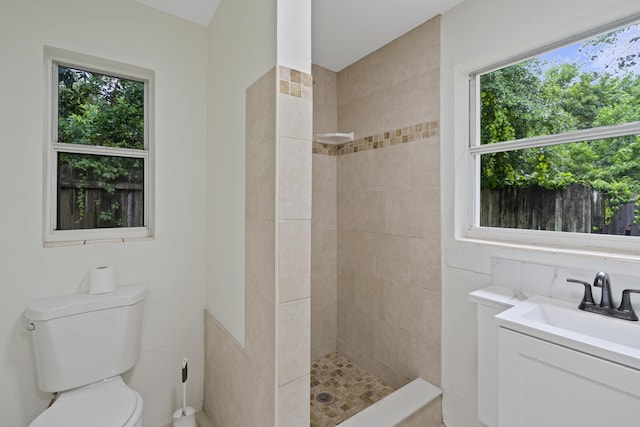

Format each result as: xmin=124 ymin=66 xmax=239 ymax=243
xmin=374 ymin=143 xmax=413 ymax=191
xmin=384 ymin=190 xmax=424 ymax=238
xmin=384 ymin=74 xmax=424 ymax=132
xmin=411 ymin=239 xmax=442 ymax=292
xmin=422 ymin=187 xmax=441 ymax=240
xmin=311 ymin=229 xmax=337 ymax=305
xmin=278 ymin=374 xmax=311 ymax=427
xmin=422 ymin=67 xmax=440 ymax=123
xmin=278 ymin=299 xmax=311 ymax=386
xmin=247 ymin=68 xmax=277 ymax=148
xmin=312 ymin=154 xmax=337 ymax=193
xmin=245 ymin=137 xmax=276 ymax=221
xmin=278 ymin=220 xmax=311 ymax=303
xmin=278 ymin=137 xmax=312 ymax=220
xmin=279 ymin=94 xmax=312 ymax=141
xmin=411 ymin=136 xmax=440 ymax=190
xmin=374 ymin=234 xmax=413 ymax=284
xmin=245 ymin=218 xmax=276 ymax=302
xmin=409 ymin=335 xmax=442 ymax=387
xmin=312 ymin=191 xmax=337 ymax=230
xmin=333 ymin=16 xmax=442 ymax=400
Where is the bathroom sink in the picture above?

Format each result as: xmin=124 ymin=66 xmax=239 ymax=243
xmin=495 ymin=295 xmax=640 ymax=370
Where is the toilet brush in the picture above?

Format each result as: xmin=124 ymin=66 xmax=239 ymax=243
xmin=172 ymin=358 xmax=196 ymax=427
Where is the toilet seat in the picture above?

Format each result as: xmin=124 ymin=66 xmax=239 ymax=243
xmin=29 ymin=377 xmax=143 ymax=427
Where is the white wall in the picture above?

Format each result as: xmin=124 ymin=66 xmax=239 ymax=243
xmin=206 ymin=0 xmax=277 ymax=345
xmin=0 ymin=1 xmax=208 ymax=426
xmin=441 ymin=1 xmax=640 ymax=426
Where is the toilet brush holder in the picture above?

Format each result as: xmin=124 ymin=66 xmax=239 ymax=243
xmin=172 ymin=406 xmax=196 ymax=427
xmin=173 ymin=357 xmax=195 ymax=427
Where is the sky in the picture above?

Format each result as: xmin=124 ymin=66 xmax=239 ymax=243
xmin=540 ymin=22 xmax=640 ymax=76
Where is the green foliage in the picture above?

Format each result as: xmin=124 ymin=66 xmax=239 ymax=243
xmin=56 ymin=66 xmax=144 ymax=228
xmin=480 ymin=26 xmax=640 ymax=224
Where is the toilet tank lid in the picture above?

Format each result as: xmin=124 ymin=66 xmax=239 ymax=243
xmin=25 ymin=284 xmax=147 ymax=321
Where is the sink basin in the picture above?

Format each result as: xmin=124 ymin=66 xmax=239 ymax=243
xmin=495 ymin=295 xmax=640 ymax=370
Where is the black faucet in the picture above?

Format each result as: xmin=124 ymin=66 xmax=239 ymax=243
xmin=567 ymin=272 xmax=640 ymax=321
xmin=593 ymin=271 xmax=613 ymax=309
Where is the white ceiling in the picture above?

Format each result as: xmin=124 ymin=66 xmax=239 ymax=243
xmin=133 ymin=0 xmax=464 ymax=71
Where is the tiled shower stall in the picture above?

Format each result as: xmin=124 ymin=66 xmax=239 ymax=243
xmin=311 ymin=16 xmax=442 ymax=424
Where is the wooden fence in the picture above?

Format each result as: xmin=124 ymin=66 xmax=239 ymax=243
xmin=57 ymin=179 xmax=143 ymax=230
xmin=481 ymin=183 xmax=639 ymax=236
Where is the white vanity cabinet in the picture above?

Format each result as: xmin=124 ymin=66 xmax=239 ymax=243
xmin=498 ymin=328 xmax=640 ymax=426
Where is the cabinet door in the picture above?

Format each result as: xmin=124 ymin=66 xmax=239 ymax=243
xmin=499 ymin=328 xmax=640 ymax=427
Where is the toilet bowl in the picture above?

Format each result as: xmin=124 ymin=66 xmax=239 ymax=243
xmin=29 ymin=377 xmax=143 ymax=427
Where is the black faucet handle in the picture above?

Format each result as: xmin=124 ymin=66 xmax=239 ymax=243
xmin=566 ymin=278 xmax=595 ymax=310
xmin=617 ymin=289 xmax=640 ymax=321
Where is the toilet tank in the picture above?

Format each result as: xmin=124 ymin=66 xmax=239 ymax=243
xmin=25 ymin=284 xmax=146 ymax=393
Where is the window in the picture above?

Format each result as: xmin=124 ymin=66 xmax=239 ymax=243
xmin=45 ymin=48 xmax=154 ymax=244
xmin=470 ymin=18 xmax=640 ymax=241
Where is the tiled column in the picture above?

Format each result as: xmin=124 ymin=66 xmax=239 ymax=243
xmin=276 ymin=66 xmax=313 ymax=426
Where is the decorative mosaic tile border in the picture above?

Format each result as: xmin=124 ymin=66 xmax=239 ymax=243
xmin=313 ymin=120 xmax=439 ymax=156
xmin=279 ymin=66 xmax=313 ymax=99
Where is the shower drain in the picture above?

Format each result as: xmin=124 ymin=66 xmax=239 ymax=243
xmin=315 ymin=391 xmax=333 ymax=404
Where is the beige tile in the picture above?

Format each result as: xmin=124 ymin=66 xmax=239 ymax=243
xmin=336 ymin=153 xmax=349 ymax=193
xmin=374 ymin=234 xmax=413 ymax=283
xmin=384 ymin=74 xmax=424 ymax=132
xmin=384 ymin=190 xmax=424 ymax=238
xmin=278 ymin=220 xmax=311 ymax=303
xmin=312 ymin=153 xmax=337 ymax=193
xmin=279 ymin=93 xmax=312 ymax=141
xmin=204 ymin=311 xmax=247 ymax=427
xmin=353 ymin=191 xmax=385 ymax=233
xmin=311 ymin=302 xmax=337 ymax=360
xmin=278 ymin=299 xmax=311 ymax=386
xmin=408 ymin=17 xmax=441 ymax=78
xmin=245 ymin=218 xmax=276 ymax=300
xmin=374 ymin=143 xmax=412 ymax=191
xmin=244 ymin=350 xmax=276 ymax=427
xmin=312 ymin=190 xmax=337 ymax=230
xmin=337 ymin=267 xmax=355 ymax=309
xmin=353 ymin=269 xmax=385 ymax=319
xmin=278 ymin=375 xmax=311 ymax=427
xmin=384 ymin=280 xmax=425 ymax=335
xmin=346 ymin=308 xmax=374 ymax=356
xmin=345 ymin=230 xmax=377 ymax=274
xmin=246 ymin=67 xmax=276 ymax=148
xmin=421 ymin=288 xmax=441 ymax=344
xmin=411 ymin=238 xmax=441 ymax=291
xmin=345 ymin=149 xmax=375 ymax=192
xmin=411 ymin=137 xmax=440 ymax=190
xmin=311 ymin=228 xmax=337 ymax=306
xmin=409 ymin=335 xmax=442 ymax=388
xmin=422 ymin=188 xmax=441 ymax=239
xmin=245 ymin=280 xmax=276 ymax=364
xmin=422 ymin=67 xmax=440 ymax=123
xmin=372 ymin=319 xmax=410 ymax=379
xmin=337 ymin=54 xmax=374 ymax=107
xmin=372 ymin=33 xmax=411 ymax=89
xmin=246 ymin=139 xmax=276 ymax=220
xmin=278 ymin=138 xmax=312 ymax=220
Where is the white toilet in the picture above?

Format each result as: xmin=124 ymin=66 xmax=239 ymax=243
xmin=25 ymin=284 xmax=147 ymax=427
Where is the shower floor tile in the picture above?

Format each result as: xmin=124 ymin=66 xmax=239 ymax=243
xmin=310 ymin=352 xmax=396 ymax=426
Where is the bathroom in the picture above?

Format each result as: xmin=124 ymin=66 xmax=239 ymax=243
xmin=2 ymin=0 xmax=640 ymax=426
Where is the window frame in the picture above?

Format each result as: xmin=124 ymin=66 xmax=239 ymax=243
xmin=44 ymin=47 xmax=155 ymax=245
xmin=466 ymin=15 xmax=640 ymax=255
